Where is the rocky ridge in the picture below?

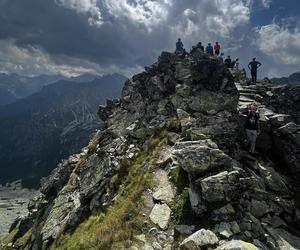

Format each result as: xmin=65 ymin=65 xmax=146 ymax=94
xmin=1 ymin=49 xmax=300 ymax=250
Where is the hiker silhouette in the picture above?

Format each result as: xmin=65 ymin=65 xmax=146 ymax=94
xmin=175 ymin=38 xmax=184 ymax=54
xmin=248 ymin=58 xmax=262 ymax=83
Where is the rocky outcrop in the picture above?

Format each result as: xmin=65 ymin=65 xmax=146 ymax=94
xmin=2 ymin=49 xmax=300 ymax=250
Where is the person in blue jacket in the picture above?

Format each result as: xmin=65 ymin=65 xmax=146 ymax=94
xmin=206 ymin=43 xmax=214 ymax=55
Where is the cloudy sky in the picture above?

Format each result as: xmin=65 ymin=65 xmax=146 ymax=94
xmin=0 ymin=0 xmax=299 ymax=78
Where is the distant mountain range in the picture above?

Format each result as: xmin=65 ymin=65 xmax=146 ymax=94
xmin=272 ymin=71 xmax=300 ymax=85
xmin=0 ymin=73 xmax=127 ymax=187
xmin=0 ymin=74 xmax=65 ymax=105
xmin=0 ymin=73 xmax=104 ymax=106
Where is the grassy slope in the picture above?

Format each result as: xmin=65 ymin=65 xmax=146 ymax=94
xmin=51 ymin=132 xmax=168 ymax=250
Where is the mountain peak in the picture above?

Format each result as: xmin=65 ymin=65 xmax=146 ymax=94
xmin=2 ymin=49 xmax=300 ymax=250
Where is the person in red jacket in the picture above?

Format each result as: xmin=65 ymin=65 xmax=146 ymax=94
xmin=214 ymin=42 xmax=221 ymax=55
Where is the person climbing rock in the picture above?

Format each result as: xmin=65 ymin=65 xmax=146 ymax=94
xmin=206 ymin=43 xmax=214 ymax=55
xmin=175 ymin=38 xmax=184 ymax=54
xmin=242 ymin=104 xmax=260 ymax=154
xmin=248 ymin=58 xmax=262 ymax=83
xmin=224 ymin=56 xmax=231 ymax=68
xmin=197 ymin=42 xmax=204 ymax=52
xmin=214 ymin=42 xmax=221 ymax=55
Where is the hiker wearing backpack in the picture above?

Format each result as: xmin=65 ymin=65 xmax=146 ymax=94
xmin=214 ymin=42 xmax=221 ymax=55
xmin=248 ymin=58 xmax=262 ymax=82
xmin=242 ymin=103 xmax=260 ymax=154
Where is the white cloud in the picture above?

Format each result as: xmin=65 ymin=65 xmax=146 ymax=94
xmin=103 ymin=0 xmax=172 ymax=31
xmin=261 ymin=0 xmax=271 ymax=8
xmin=167 ymin=0 xmax=251 ymax=51
xmin=256 ymin=23 xmax=300 ymax=64
xmin=54 ymin=0 xmax=104 ymax=26
xmin=0 ymin=40 xmax=141 ymax=77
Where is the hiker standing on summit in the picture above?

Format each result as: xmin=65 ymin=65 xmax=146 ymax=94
xmin=175 ymin=38 xmax=184 ymax=54
xmin=214 ymin=42 xmax=221 ymax=55
xmin=248 ymin=58 xmax=262 ymax=83
xmin=206 ymin=43 xmax=214 ymax=55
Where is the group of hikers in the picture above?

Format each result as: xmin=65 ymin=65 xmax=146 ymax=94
xmin=175 ymin=38 xmax=262 ymax=83
xmin=175 ymin=38 xmax=262 ymax=155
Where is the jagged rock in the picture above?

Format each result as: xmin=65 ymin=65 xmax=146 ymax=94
xmin=41 ymin=190 xmax=81 ymax=243
xmin=253 ymin=239 xmax=270 ymax=250
xmin=152 ymin=242 xmax=163 ymax=250
xmin=175 ymin=225 xmax=196 ymax=236
xmin=214 ymin=222 xmax=233 ymax=238
xmin=269 ymin=114 xmax=292 ymax=127
xmin=264 ymin=227 xmax=300 ymax=250
xmin=149 ymin=204 xmax=171 ymax=230
xmin=250 ymin=199 xmax=270 ymax=218
xmin=256 ymin=163 xmax=289 ymax=194
xmin=212 ymin=204 xmax=236 ymax=221
xmin=215 ymin=240 xmax=259 ymax=250
xmin=188 ymin=184 xmax=206 ymax=215
xmin=167 ymin=132 xmax=180 ymax=145
xmin=173 ymin=140 xmax=233 ymax=179
xmin=198 ymin=169 xmax=242 ymax=203
xmin=179 ymin=241 xmax=198 ymax=250
xmin=180 ymin=229 xmax=219 ymax=248
xmin=153 ymin=185 xmax=174 ymax=203
xmin=214 ymin=222 xmax=240 ymax=239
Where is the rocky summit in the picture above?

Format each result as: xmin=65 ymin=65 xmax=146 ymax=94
xmin=1 ymin=49 xmax=300 ymax=250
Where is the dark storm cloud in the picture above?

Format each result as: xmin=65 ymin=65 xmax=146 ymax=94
xmin=0 ymin=0 xmax=299 ymax=77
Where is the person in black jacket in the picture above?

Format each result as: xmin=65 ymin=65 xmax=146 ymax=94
xmin=248 ymin=58 xmax=262 ymax=82
xmin=224 ymin=56 xmax=231 ymax=68
xmin=242 ymin=104 xmax=260 ymax=154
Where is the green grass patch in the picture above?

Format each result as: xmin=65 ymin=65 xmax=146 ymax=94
xmin=0 ymin=222 xmax=20 ymax=247
xmin=51 ymin=132 xmax=167 ymax=250
xmin=14 ymin=229 xmax=32 ymax=248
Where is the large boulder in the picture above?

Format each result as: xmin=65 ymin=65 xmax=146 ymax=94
xmin=272 ymin=122 xmax=300 ymax=174
xmin=197 ymin=169 xmax=243 ymax=203
xmin=180 ymin=229 xmax=219 ymax=249
xmin=172 ymin=141 xmax=233 ymax=179
xmin=215 ymin=240 xmax=259 ymax=250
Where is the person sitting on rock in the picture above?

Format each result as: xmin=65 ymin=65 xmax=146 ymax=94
xmin=214 ymin=42 xmax=221 ymax=55
xmin=175 ymin=38 xmax=184 ymax=54
xmin=197 ymin=42 xmax=204 ymax=52
xmin=224 ymin=56 xmax=231 ymax=68
xmin=206 ymin=43 xmax=214 ymax=55
xmin=242 ymin=103 xmax=260 ymax=154
xmin=248 ymin=58 xmax=262 ymax=83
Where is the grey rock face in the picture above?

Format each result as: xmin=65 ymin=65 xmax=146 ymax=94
xmin=4 ymin=51 xmax=300 ymax=250
xmin=215 ymin=240 xmax=259 ymax=250
xmin=180 ymin=229 xmax=219 ymax=248
xmin=149 ymin=204 xmax=171 ymax=230
xmin=172 ymin=140 xmax=233 ymax=179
